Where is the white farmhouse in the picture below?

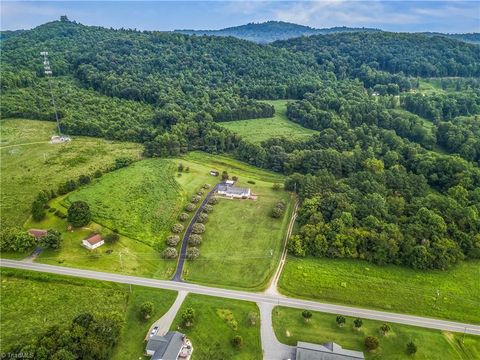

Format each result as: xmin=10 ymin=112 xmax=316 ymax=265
xmin=217 ymin=184 xmax=251 ymax=198
xmin=82 ymin=234 xmax=104 ymax=250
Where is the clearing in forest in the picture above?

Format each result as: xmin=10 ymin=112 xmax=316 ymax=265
xmin=219 ymin=100 xmax=317 ymax=144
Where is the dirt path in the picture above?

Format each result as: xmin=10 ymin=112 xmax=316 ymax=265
xmin=265 ymin=198 xmax=299 ymax=296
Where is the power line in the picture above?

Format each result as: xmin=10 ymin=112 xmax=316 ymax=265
xmin=40 ymin=51 xmax=61 ymax=136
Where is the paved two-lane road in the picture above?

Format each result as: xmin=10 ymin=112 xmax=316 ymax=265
xmin=1 ymin=259 xmax=479 ymax=335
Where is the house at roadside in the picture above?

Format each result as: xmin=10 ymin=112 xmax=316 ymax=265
xmin=217 ymin=184 xmax=251 ymax=198
xmin=28 ymin=229 xmax=48 ymax=240
xmin=146 ymin=331 xmax=193 ymax=360
xmin=82 ymin=234 xmax=104 ymax=250
xmin=295 ymin=341 xmax=365 ymax=360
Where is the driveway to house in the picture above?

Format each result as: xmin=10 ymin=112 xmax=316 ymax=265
xmin=258 ymin=302 xmax=296 ymax=360
xmin=172 ymin=183 xmax=220 ymax=282
xmin=2 ymin=259 xmax=479 ymax=336
xmin=145 ymin=290 xmax=188 ymax=340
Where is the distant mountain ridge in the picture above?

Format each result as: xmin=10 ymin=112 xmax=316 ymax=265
xmin=175 ymin=20 xmax=479 ymax=44
xmin=175 ymin=21 xmax=381 ymax=43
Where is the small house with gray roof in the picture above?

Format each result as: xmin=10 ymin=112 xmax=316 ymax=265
xmin=217 ymin=184 xmax=251 ymax=198
xmin=295 ymin=341 xmax=365 ymax=360
xmin=146 ymin=331 xmax=193 ymax=360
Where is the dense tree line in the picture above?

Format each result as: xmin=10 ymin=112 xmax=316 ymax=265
xmin=7 ymin=312 xmax=123 ymax=359
xmin=274 ymin=32 xmax=480 ymax=78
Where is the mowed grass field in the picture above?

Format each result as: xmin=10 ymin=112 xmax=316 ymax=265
xmin=170 ymin=294 xmax=262 ymax=360
xmin=0 ymin=268 xmax=177 ymax=358
xmin=0 ymin=119 xmax=142 ymax=228
xmin=279 ymin=257 xmax=480 ymax=324
xmin=180 ymin=152 xmax=293 ymax=290
xmin=66 ymin=159 xmax=183 ymax=246
xmin=273 ymin=306 xmax=480 ymax=360
xmin=219 ymin=100 xmax=317 ymax=144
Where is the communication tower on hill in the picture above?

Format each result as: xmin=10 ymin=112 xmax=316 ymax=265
xmin=40 ymin=51 xmax=71 ymax=143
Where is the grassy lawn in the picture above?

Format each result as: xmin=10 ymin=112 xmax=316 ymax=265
xmin=219 ymin=100 xmax=317 ymax=144
xmin=170 ymin=294 xmax=262 ymax=360
xmin=66 ymin=159 xmax=183 ymax=247
xmin=112 ymin=286 xmax=178 ymax=360
xmin=0 ymin=119 xmax=142 ymax=228
xmin=273 ymin=306 xmax=480 ymax=360
xmin=179 ymin=152 xmax=293 ymax=290
xmin=278 ymin=257 xmax=480 ymax=324
xmin=0 ymin=268 xmax=177 ymax=357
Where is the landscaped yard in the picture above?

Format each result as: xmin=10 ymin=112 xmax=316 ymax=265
xmin=278 ymin=257 xmax=480 ymax=324
xmin=179 ymin=152 xmax=293 ymax=290
xmin=170 ymin=294 xmax=262 ymax=360
xmin=0 ymin=268 xmax=177 ymax=358
xmin=219 ymin=100 xmax=317 ymax=144
xmin=273 ymin=306 xmax=480 ymax=360
xmin=0 ymin=119 xmax=142 ymax=228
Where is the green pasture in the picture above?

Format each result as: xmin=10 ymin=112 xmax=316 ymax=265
xmin=219 ymin=100 xmax=317 ymax=144
xmin=278 ymin=257 xmax=480 ymax=324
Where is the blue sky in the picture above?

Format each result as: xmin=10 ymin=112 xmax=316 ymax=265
xmin=1 ymin=1 xmax=479 ymax=33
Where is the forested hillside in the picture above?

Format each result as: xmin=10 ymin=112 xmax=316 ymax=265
xmin=2 ymin=19 xmax=480 ymax=271
xmin=176 ymin=21 xmax=380 ymax=43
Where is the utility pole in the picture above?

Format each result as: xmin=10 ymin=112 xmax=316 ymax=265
xmin=40 ymin=51 xmax=61 ymax=136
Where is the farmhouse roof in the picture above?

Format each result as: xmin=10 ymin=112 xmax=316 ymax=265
xmin=147 ymin=331 xmax=184 ymax=360
xmin=217 ymin=184 xmax=250 ymax=196
xmin=84 ymin=234 xmax=103 ymax=245
xmin=296 ymin=341 xmax=365 ymax=360
xmin=28 ymin=229 xmax=48 ymax=238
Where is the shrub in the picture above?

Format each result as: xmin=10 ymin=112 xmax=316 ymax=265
xmin=171 ymin=223 xmax=184 ymax=233
xmin=67 ymin=201 xmax=91 ymax=227
xmin=196 ymin=212 xmax=208 ymax=223
xmin=336 ymin=315 xmax=346 ymax=327
xmin=247 ymin=312 xmax=258 ymax=325
xmin=188 ymin=234 xmax=202 ymax=246
xmin=178 ymin=163 xmax=184 ymax=172
xmin=93 ymin=169 xmax=103 ymax=178
xmin=182 ymin=308 xmax=195 ymax=327
xmin=54 ymin=210 xmax=67 ymax=219
xmin=232 ymin=176 xmax=238 ymax=182
xmin=221 ymin=171 xmax=229 ymax=181
xmin=191 ymin=223 xmax=205 ymax=234
xmin=178 ymin=213 xmax=189 ymax=221
xmin=354 ymin=318 xmax=363 ymax=329
xmin=140 ymin=301 xmax=154 ymax=320
xmin=78 ymin=174 xmax=91 ymax=185
xmin=185 ymin=166 xmax=190 ymax=172
xmin=380 ymin=323 xmax=391 ymax=335
xmin=365 ymin=336 xmax=379 ymax=351
xmin=272 ymin=183 xmax=281 ymax=190
xmin=302 ymin=310 xmax=312 ymax=322
xmin=191 ymin=195 xmax=202 ymax=203
xmin=196 ymin=189 xmax=204 ymax=196
xmin=186 ymin=247 xmax=200 ymax=260
xmin=232 ymin=335 xmax=243 ymax=349
xmin=162 ymin=247 xmax=178 ymax=259
xmin=208 ymin=197 xmax=219 ymax=205
xmin=104 ymin=232 xmax=120 ymax=244
xmin=203 ymin=204 xmax=214 ymax=213
xmin=185 ymin=203 xmax=196 ymax=212
xmin=406 ymin=341 xmax=417 ymax=355
xmin=247 ymin=180 xmax=255 ymax=184
xmin=167 ymin=235 xmax=180 ymax=246
xmin=203 ymin=183 xmax=211 ymax=189
xmin=272 ymin=200 xmax=286 ymax=218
